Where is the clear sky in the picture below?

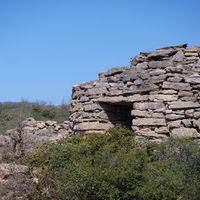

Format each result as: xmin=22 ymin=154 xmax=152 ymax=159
xmin=1 ymin=0 xmax=200 ymax=105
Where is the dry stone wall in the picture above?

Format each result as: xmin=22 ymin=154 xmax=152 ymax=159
xmin=0 ymin=118 xmax=69 ymax=160
xmin=70 ymin=44 xmax=200 ymax=141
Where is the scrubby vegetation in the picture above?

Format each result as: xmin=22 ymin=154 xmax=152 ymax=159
xmin=25 ymin=125 xmax=200 ymax=200
xmin=0 ymin=101 xmax=70 ymax=134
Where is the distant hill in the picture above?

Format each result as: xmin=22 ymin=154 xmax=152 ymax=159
xmin=0 ymin=101 xmax=70 ymax=135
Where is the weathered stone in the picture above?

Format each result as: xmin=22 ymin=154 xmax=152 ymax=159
xmin=193 ymin=119 xmax=200 ymax=130
xmin=1 ymin=118 xmax=69 ymax=158
xmin=147 ymin=49 xmax=176 ymax=60
xmin=167 ymin=77 xmax=183 ymax=82
xmin=79 ymin=81 xmax=95 ymax=89
xmin=172 ymin=50 xmax=185 ymax=62
xmin=168 ymin=120 xmax=181 ymax=128
xmin=108 ymin=67 xmax=128 ymax=76
xmin=131 ymin=54 xmax=146 ymax=65
xmin=135 ymin=62 xmax=148 ymax=70
xmin=186 ymin=56 xmax=199 ymax=60
xmin=173 ymin=110 xmax=185 ymax=115
xmin=36 ymin=121 xmax=46 ymax=129
xmin=185 ymin=52 xmax=199 ymax=57
xmin=191 ymin=84 xmax=200 ymax=89
xmin=170 ymin=127 xmax=200 ymax=138
xmin=100 ymin=67 xmax=128 ymax=77
xmin=132 ymin=118 xmax=166 ymax=126
xmin=134 ymin=84 xmax=159 ymax=94
xmin=135 ymin=128 xmax=168 ymax=139
xmin=149 ymin=69 xmax=166 ymax=76
xmin=180 ymin=96 xmax=197 ymax=102
xmin=185 ymin=45 xmax=200 ymax=52
xmin=194 ymin=111 xmax=200 ymax=119
xmin=185 ymin=109 xmax=194 ymax=118
xmin=185 ymin=76 xmax=200 ymax=84
xmin=75 ymin=122 xmax=113 ymax=131
xmin=97 ymin=94 xmax=148 ymax=103
xmin=86 ymin=87 xmax=108 ymax=96
xmin=166 ymin=114 xmax=185 ymax=120
xmin=155 ymin=127 xmax=169 ymax=134
xmin=154 ymin=107 xmax=166 ymax=113
xmin=131 ymin=110 xmax=151 ymax=117
xmin=149 ymin=94 xmax=178 ymax=102
xmin=169 ymin=101 xmax=200 ymax=109
xmin=70 ymin=103 xmax=84 ymax=112
xmin=178 ymin=91 xmax=193 ymax=97
xmin=133 ymin=102 xmax=165 ymax=110
xmin=181 ymin=119 xmax=192 ymax=128
xmin=160 ymin=90 xmax=178 ymax=94
xmin=79 ymin=96 xmax=90 ymax=102
xmin=134 ymin=78 xmax=144 ymax=86
xmin=45 ymin=120 xmax=57 ymax=126
xmin=165 ymin=109 xmax=173 ymax=114
xmin=82 ymin=112 xmax=109 ymax=120
xmin=196 ymin=59 xmax=200 ymax=67
xmin=148 ymin=74 xmax=167 ymax=84
xmin=162 ymin=82 xmax=191 ymax=91
xmin=166 ymin=66 xmax=183 ymax=73
xmin=148 ymin=60 xmax=172 ymax=69
xmin=151 ymin=113 xmax=165 ymax=118
xmin=84 ymin=103 xmax=102 ymax=112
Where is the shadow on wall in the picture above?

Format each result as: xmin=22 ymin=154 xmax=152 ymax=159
xmin=100 ymin=102 xmax=133 ymax=129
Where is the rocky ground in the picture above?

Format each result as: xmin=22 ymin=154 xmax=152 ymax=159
xmin=0 ymin=118 xmax=69 ymax=199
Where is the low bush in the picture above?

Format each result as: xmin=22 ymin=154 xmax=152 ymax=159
xmin=25 ymin=125 xmax=200 ymax=200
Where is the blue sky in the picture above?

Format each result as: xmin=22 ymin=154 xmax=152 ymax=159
xmin=1 ymin=0 xmax=200 ymax=105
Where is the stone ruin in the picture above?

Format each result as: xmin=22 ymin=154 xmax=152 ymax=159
xmin=69 ymin=44 xmax=200 ymax=141
xmin=0 ymin=118 xmax=69 ymax=159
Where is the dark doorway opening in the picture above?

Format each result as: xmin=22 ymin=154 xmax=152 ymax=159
xmin=100 ymin=102 xmax=133 ymax=129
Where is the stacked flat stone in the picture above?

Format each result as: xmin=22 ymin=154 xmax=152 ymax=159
xmin=70 ymin=44 xmax=200 ymax=141
xmin=0 ymin=118 xmax=69 ymax=159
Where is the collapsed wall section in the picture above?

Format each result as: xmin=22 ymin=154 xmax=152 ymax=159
xmin=69 ymin=44 xmax=200 ymax=141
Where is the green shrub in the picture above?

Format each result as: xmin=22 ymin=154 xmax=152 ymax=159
xmin=25 ymin=126 xmax=200 ymax=200
xmin=0 ymin=101 xmax=70 ymax=134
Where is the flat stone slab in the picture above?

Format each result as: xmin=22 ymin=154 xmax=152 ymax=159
xmin=133 ymin=102 xmax=165 ymax=110
xmin=75 ymin=122 xmax=113 ymax=131
xmin=162 ymin=82 xmax=192 ymax=91
xmin=96 ymin=94 xmax=148 ymax=103
xmin=169 ymin=101 xmax=200 ymax=110
xmin=149 ymin=94 xmax=178 ymax=102
xmin=132 ymin=118 xmax=166 ymax=126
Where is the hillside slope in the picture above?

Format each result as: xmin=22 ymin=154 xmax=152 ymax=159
xmin=0 ymin=101 xmax=70 ymax=135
